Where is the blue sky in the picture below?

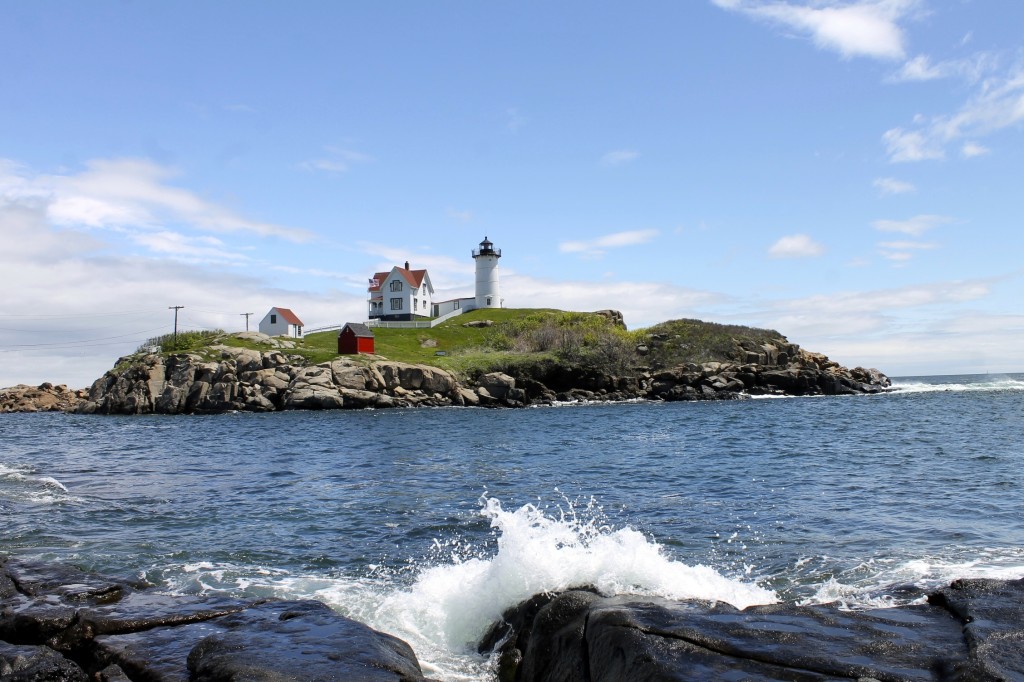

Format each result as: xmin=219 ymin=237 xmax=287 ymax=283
xmin=2 ymin=1 xmax=1023 ymax=387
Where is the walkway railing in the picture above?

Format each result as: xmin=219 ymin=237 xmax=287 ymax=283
xmin=367 ymin=308 xmax=465 ymax=329
xmin=306 ymin=308 xmax=466 ymax=334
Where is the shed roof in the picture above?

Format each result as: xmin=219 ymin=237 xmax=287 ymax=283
xmin=342 ymin=322 xmax=374 ymax=338
xmin=272 ymin=307 xmax=304 ymax=325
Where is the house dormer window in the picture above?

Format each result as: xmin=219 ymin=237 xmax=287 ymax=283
xmin=390 ymin=280 xmax=403 ymax=292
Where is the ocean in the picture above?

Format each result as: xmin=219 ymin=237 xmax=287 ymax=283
xmin=2 ymin=373 xmax=1023 ymax=680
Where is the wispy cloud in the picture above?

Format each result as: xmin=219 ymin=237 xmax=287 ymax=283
xmin=560 ymin=229 xmax=658 ymax=258
xmin=961 ymin=141 xmax=991 ymax=158
xmin=873 ymin=214 xmax=953 ymax=236
xmin=711 ymin=0 xmax=919 ymax=61
xmin=877 ymin=239 xmax=939 ymax=263
xmin=299 ymin=146 xmax=374 ymax=173
xmin=767 ymin=233 xmax=825 ymax=258
xmin=873 ymin=176 xmax=916 ymax=195
xmin=600 ymin=149 xmax=640 ymax=167
xmin=888 ymin=52 xmax=997 ymax=84
xmin=883 ymin=63 xmax=1024 ymax=162
xmin=1 ymin=157 xmax=311 ymax=242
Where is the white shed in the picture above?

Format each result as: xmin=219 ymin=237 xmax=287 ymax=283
xmin=258 ymin=307 xmax=304 ymax=338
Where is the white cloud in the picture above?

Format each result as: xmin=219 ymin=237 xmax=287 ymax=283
xmin=299 ymin=146 xmax=374 ymax=174
xmin=882 ymin=127 xmax=945 ymax=162
xmin=559 ymin=229 xmax=659 ymax=258
xmin=889 ymin=52 xmax=996 ymax=84
xmin=873 ymin=176 xmax=916 ymax=195
xmin=767 ymin=233 xmax=825 ymax=258
xmin=712 ymin=0 xmax=919 ymax=61
xmin=129 ymin=231 xmax=249 ymax=262
xmin=0 ymin=158 xmax=311 ymax=242
xmin=877 ymin=239 xmax=938 ymax=263
xmin=883 ymin=64 xmax=1024 ymax=162
xmin=503 ymin=273 xmax=726 ymax=330
xmin=961 ymin=141 xmax=991 ymax=158
xmin=600 ymin=149 xmax=640 ymax=167
xmin=0 ymin=199 xmax=363 ymax=388
xmin=877 ymin=240 xmax=938 ymax=250
xmin=872 ymin=214 xmax=952 ymax=236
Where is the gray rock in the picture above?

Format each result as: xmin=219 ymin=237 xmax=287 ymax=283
xmin=477 ymin=372 xmax=515 ymax=400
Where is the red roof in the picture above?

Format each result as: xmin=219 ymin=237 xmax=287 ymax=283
xmin=367 ymin=272 xmax=390 ymax=292
xmin=273 ymin=307 xmax=303 ymax=326
xmin=367 ymin=267 xmax=429 ymax=291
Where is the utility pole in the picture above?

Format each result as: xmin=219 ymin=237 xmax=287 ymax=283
xmin=169 ymin=306 xmax=184 ymax=348
xmin=241 ymin=312 xmax=253 ymax=332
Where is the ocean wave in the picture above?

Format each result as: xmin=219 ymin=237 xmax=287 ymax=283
xmin=155 ymin=495 xmax=776 ymax=680
xmin=0 ymin=462 xmax=77 ymax=505
xmin=889 ymin=375 xmax=1024 ymax=394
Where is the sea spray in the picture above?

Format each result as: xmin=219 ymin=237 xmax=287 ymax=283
xmin=309 ymin=495 xmax=778 ymax=679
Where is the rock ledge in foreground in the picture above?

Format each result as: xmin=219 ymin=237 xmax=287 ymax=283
xmin=480 ymin=581 xmax=1024 ymax=682
xmin=0 ymin=557 xmax=429 ymax=681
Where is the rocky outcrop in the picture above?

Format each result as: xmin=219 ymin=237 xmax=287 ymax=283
xmin=74 ymin=348 xmax=469 ymax=415
xmin=480 ymin=579 xmax=1024 ymax=682
xmin=0 ymin=557 xmax=427 ymax=681
xmin=7 ymin=332 xmax=881 ymax=415
xmin=0 ymin=383 xmax=86 ymax=413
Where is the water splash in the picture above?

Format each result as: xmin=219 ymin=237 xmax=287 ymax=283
xmin=314 ymin=496 xmax=776 ymax=678
xmin=890 ymin=374 xmax=1024 ymax=394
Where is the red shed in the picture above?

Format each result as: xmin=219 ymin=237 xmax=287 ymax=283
xmin=338 ymin=322 xmax=375 ymax=355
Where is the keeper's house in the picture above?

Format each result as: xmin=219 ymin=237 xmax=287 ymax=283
xmin=338 ymin=322 xmax=375 ymax=355
xmin=367 ymin=262 xmax=434 ymax=322
xmin=259 ymin=307 xmax=304 ymax=338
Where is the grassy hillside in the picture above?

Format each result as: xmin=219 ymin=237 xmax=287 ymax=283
xmin=139 ymin=309 xmax=786 ymax=378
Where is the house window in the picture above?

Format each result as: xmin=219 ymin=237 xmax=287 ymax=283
xmin=391 ymin=298 xmax=403 ymax=310
xmin=486 ymin=297 xmax=492 ymax=306
xmin=413 ymin=299 xmax=418 ymax=311
xmin=270 ymin=314 xmax=277 ymax=324
xmin=390 ymin=280 xmax=403 ymax=292
xmin=454 ymin=300 xmax=460 ymax=309
xmin=296 ymin=326 xmax=302 ymax=337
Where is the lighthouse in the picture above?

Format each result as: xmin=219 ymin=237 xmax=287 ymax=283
xmin=472 ymin=236 xmax=502 ymax=309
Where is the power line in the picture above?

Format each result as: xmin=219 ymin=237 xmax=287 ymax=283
xmin=0 ymin=308 xmax=165 ymax=319
xmin=0 ymin=325 xmax=170 ymax=349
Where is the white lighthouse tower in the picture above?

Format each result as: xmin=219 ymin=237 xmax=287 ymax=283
xmin=472 ymin=236 xmax=502 ymax=309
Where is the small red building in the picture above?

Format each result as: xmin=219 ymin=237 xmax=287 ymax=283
xmin=338 ymin=322 xmax=375 ymax=355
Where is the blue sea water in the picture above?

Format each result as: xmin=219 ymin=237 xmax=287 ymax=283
xmin=2 ymin=373 xmax=1023 ymax=680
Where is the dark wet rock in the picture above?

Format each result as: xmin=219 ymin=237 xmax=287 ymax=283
xmin=1 ymin=558 xmax=428 ymax=682
xmin=481 ymin=580 xmax=1024 ymax=682
xmin=186 ymin=600 xmax=424 ymax=681
xmin=0 ymin=641 xmax=87 ymax=681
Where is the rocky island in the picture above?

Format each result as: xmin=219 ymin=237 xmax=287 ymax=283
xmin=0 ymin=311 xmax=892 ymax=415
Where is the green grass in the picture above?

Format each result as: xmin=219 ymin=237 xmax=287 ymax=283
xmin=302 ymin=308 xmax=568 ymax=377
xmin=133 ymin=309 xmax=788 ymax=377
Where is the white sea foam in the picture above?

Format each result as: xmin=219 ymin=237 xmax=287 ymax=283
xmin=796 ymin=547 xmax=1024 ymax=610
xmin=159 ymin=496 xmax=776 ymax=680
xmin=890 ymin=375 xmax=1024 ymax=394
xmin=0 ymin=462 xmax=76 ymax=504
